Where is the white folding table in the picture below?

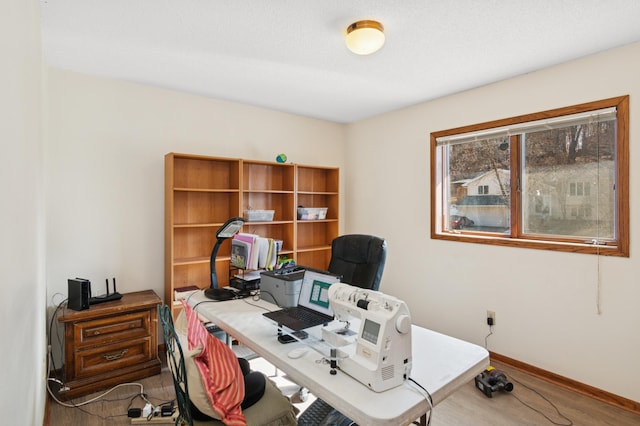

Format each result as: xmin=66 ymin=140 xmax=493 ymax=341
xmin=188 ymin=292 xmax=489 ymax=426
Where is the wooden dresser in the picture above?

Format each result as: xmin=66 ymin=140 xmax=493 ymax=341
xmin=57 ymin=290 xmax=162 ymax=398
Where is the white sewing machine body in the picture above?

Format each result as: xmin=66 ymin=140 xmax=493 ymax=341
xmin=326 ymin=283 xmax=413 ymax=392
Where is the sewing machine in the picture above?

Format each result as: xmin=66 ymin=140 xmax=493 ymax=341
xmin=324 ymin=283 xmax=412 ymax=392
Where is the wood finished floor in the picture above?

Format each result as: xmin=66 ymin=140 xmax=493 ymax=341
xmin=46 ymin=357 xmax=640 ymax=426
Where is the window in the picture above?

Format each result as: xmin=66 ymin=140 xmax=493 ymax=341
xmin=569 ymin=181 xmax=591 ymax=197
xmin=431 ymin=96 xmax=629 ymax=257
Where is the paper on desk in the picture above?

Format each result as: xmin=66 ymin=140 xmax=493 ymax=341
xmin=234 ymin=270 xmax=262 ymax=281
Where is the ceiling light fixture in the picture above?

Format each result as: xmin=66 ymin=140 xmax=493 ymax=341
xmin=345 ymin=20 xmax=385 ymax=55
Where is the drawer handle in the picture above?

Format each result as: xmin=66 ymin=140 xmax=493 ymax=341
xmin=102 ymin=349 xmax=128 ymax=361
xmin=91 ymin=322 xmax=137 ymax=336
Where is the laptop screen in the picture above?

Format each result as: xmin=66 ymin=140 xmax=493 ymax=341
xmin=297 ymin=269 xmax=341 ymax=316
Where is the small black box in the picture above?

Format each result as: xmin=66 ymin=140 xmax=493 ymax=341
xmin=127 ymin=408 xmax=142 ymax=418
xmin=68 ymin=278 xmax=90 ymax=311
xmin=229 ymin=276 xmax=260 ymax=292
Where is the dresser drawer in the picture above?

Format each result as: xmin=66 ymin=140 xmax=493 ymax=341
xmin=58 ymin=290 xmax=162 ymax=398
xmin=74 ymin=310 xmax=151 ymax=349
xmin=74 ymin=337 xmax=153 ymax=379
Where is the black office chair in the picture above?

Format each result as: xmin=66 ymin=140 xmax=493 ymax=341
xmin=158 ymin=305 xmax=298 ymax=426
xmin=298 ymin=234 xmax=387 ymax=426
xmin=327 ymin=234 xmax=387 ymax=291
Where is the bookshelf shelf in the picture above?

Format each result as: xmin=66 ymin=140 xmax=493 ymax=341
xmin=165 ymin=153 xmax=339 ymax=317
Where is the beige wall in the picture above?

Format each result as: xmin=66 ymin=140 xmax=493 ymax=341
xmin=44 ymin=69 xmax=346 ymax=364
xmin=1 ymin=0 xmax=46 ymax=424
xmin=346 ymin=41 xmax=640 ymax=402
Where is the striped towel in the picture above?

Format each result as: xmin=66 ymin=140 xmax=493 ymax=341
xmin=183 ymin=300 xmax=246 ymax=425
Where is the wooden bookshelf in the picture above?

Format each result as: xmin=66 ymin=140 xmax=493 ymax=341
xmin=165 ymin=153 xmax=339 ymax=316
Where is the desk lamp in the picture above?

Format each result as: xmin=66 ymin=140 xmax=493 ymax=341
xmin=204 ymin=217 xmax=245 ymax=301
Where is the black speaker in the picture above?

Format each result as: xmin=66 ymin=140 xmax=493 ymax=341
xmin=68 ymin=278 xmax=90 ymax=311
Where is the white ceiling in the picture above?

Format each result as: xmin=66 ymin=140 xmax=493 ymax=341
xmin=40 ymin=1 xmax=640 ymax=123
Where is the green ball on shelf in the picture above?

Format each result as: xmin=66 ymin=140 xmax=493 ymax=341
xmin=276 ymin=153 xmax=287 ymax=163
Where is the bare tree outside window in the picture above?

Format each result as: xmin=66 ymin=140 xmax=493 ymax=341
xmin=431 ymin=96 xmax=629 ymax=257
xmin=521 ymin=123 xmax=615 ymax=240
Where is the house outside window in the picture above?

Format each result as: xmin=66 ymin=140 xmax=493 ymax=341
xmin=431 ymin=96 xmax=629 ymax=257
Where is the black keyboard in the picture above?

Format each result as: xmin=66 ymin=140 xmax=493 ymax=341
xmin=285 ymin=308 xmax=325 ymax=322
xmin=264 ymin=306 xmax=332 ymax=331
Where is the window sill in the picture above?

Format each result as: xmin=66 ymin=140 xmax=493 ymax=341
xmin=431 ymin=231 xmax=627 ymax=257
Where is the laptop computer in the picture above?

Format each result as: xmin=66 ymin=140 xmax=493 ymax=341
xmin=263 ymin=268 xmax=341 ymax=331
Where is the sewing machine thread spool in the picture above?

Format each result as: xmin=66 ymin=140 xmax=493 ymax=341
xmin=357 ymin=299 xmax=372 ymax=310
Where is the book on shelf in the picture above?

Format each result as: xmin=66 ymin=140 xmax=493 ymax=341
xmin=231 ymin=239 xmax=251 ymax=269
xmin=256 ymin=237 xmax=278 ymax=269
xmin=174 ymin=285 xmax=200 ymax=301
xmin=234 ymin=233 xmax=259 ymax=269
xmin=233 ymin=234 xmax=278 ymax=270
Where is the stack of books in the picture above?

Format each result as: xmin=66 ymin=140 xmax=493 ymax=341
xmin=173 ymin=285 xmax=200 ymax=304
xmin=231 ymin=233 xmax=278 ymax=270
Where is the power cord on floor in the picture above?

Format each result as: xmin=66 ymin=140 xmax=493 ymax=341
xmin=482 ymin=318 xmax=571 ymax=425
xmin=47 ymin=374 xmax=173 ymax=421
xmin=47 ymin=375 xmax=151 ymax=421
xmin=509 ymin=376 xmax=573 ymax=426
xmin=47 ymin=377 xmax=147 ymax=409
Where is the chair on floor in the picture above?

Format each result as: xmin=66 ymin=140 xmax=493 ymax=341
xmin=298 ymin=234 xmax=387 ymax=426
xmin=327 ymin=234 xmax=387 ymax=291
xmin=159 ymin=305 xmax=299 ymax=426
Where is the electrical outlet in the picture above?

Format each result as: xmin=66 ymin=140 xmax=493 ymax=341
xmin=487 ymin=310 xmax=496 ymax=325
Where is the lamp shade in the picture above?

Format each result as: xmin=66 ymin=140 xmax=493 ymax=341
xmin=345 ymin=20 xmax=385 ymax=55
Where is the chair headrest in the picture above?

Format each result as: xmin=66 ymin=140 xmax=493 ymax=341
xmin=332 ymin=234 xmax=385 ymax=264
